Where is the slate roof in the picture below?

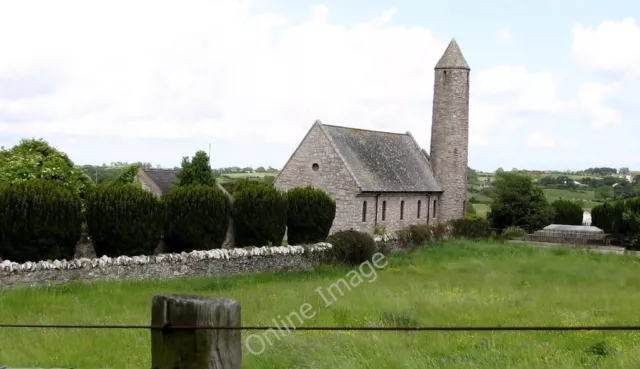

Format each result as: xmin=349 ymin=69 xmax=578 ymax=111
xmin=141 ymin=168 xmax=179 ymax=194
xmin=434 ymin=38 xmax=470 ymax=70
xmin=320 ymin=123 xmax=442 ymax=193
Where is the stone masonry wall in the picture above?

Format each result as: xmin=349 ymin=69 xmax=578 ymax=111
xmin=373 ymin=193 xmax=439 ymax=234
xmin=430 ymin=67 xmax=469 ymax=222
xmin=275 ymin=123 xmax=370 ymax=234
xmin=0 ymin=244 xmax=332 ymax=288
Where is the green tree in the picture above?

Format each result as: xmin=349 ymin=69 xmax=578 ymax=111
xmin=633 ymin=175 xmax=640 ymax=185
xmin=467 ymin=167 xmax=479 ymax=186
xmin=176 ymin=150 xmax=215 ymax=187
xmin=551 ymin=199 xmax=583 ymax=225
xmin=595 ymin=186 xmax=614 ymax=201
xmin=487 ymin=172 xmax=554 ymax=232
xmin=0 ymin=138 xmax=93 ymax=198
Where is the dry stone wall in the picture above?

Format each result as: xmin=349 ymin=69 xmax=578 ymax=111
xmin=0 ymin=243 xmax=332 ymax=288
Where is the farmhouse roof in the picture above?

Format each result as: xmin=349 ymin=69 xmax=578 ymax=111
xmin=318 ymin=121 xmax=442 ymax=193
xmin=140 ymin=168 xmax=179 ymax=194
xmin=435 ymin=38 xmax=470 ymax=70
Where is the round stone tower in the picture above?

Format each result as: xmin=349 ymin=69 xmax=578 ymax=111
xmin=430 ymin=38 xmax=470 ymax=222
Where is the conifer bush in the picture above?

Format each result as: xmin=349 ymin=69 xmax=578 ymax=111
xmin=163 ymin=185 xmax=231 ymax=252
xmin=0 ymin=180 xmax=82 ymax=262
xmin=233 ymin=180 xmax=287 ymax=247
xmin=85 ymin=184 xmax=163 ymax=257
xmin=286 ymin=186 xmax=336 ymax=245
xmin=326 ymin=229 xmax=376 ymax=265
xmin=551 ymin=199 xmax=583 ymax=225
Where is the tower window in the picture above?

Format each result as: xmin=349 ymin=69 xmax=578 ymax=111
xmin=382 ymin=201 xmax=387 ymax=221
xmin=400 ymin=200 xmax=405 ymax=220
xmin=362 ymin=201 xmax=367 ymax=222
xmin=417 ymin=200 xmax=421 ymax=219
xmin=443 ymin=70 xmax=447 ymax=83
xmin=312 ymin=163 xmax=319 ymax=171
xmin=433 ymin=200 xmax=437 ymax=218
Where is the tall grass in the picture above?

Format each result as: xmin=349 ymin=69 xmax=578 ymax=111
xmin=2 ymin=240 xmax=640 ymax=368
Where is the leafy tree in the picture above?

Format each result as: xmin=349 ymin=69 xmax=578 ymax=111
xmin=620 ymin=167 xmax=630 ymax=175
xmin=467 ymin=167 xmax=479 ymax=186
xmin=109 ymin=163 xmax=142 ymax=185
xmin=176 ymin=150 xmax=215 ymax=187
xmin=255 ymin=166 xmax=266 ymax=173
xmin=633 ymin=175 xmax=640 ymax=185
xmin=0 ymin=139 xmax=94 ymax=198
xmin=595 ymin=186 xmax=614 ymax=201
xmin=551 ymin=199 xmax=583 ymax=225
xmin=487 ymin=172 xmax=554 ymax=232
xmin=495 ymin=167 xmax=504 ymax=174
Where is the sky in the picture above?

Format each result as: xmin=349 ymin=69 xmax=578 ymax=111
xmin=0 ymin=0 xmax=638 ymax=172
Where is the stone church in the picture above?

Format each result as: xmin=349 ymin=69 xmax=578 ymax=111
xmin=274 ymin=39 xmax=470 ymax=235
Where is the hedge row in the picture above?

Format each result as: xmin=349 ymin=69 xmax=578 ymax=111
xmin=591 ymin=197 xmax=640 ymax=246
xmin=0 ymin=180 xmax=336 ymax=262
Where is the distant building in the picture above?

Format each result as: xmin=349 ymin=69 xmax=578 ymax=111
xmin=135 ymin=168 xmax=179 ymax=196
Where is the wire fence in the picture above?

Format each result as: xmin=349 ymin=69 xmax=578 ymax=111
xmin=2 ymin=323 xmax=640 ymax=332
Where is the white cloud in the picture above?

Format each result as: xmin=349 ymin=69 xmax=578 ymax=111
xmin=572 ymin=18 xmax=640 ymax=76
xmin=527 ymin=132 xmax=555 ymax=148
xmin=496 ymin=29 xmax=512 ymax=44
xmin=0 ymin=0 xmax=628 ymax=169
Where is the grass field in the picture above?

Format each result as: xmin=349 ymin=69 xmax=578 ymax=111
xmin=3 ymin=241 xmax=640 ymax=368
xmin=470 ymin=188 xmax=599 ymax=215
xmin=543 ymin=188 xmax=599 ymax=210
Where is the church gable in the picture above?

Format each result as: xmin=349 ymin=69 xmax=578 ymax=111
xmin=274 ymin=122 xmax=360 ymax=195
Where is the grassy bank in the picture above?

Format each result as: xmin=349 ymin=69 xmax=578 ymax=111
xmin=2 ymin=240 xmax=640 ymax=368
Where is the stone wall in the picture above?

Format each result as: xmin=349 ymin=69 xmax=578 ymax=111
xmin=274 ymin=123 xmax=366 ymax=234
xmin=0 ymin=243 xmax=331 ymax=288
xmin=373 ymin=193 xmax=440 ymax=234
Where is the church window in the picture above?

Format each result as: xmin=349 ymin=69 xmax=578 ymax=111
xmin=417 ymin=200 xmax=421 ymax=219
xmin=362 ymin=201 xmax=367 ymax=222
xmin=382 ymin=201 xmax=387 ymax=221
xmin=463 ymin=200 xmax=466 ymax=216
xmin=312 ymin=163 xmax=319 ymax=171
xmin=400 ymin=200 xmax=404 ymax=220
xmin=443 ymin=70 xmax=447 ymax=83
xmin=433 ymin=200 xmax=437 ymax=218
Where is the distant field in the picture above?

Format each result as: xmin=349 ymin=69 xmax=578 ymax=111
xmin=472 ymin=203 xmax=490 ymax=217
xmin=470 ymin=188 xmax=599 ymax=215
xmin=544 ymin=188 xmax=599 ymax=210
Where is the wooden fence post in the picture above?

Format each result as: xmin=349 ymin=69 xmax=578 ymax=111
xmin=151 ymin=294 xmax=242 ymax=369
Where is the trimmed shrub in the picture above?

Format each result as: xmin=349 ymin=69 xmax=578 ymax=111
xmin=233 ymin=180 xmax=287 ymax=247
xmin=163 ymin=185 xmax=232 ymax=253
xmin=326 ymin=229 xmax=376 ymax=265
xmin=551 ymin=199 xmax=583 ymax=225
xmin=395 ymin=223 xmax=454 ymax=248
xmin=286 ymin=186 xmax=336 ymax=245
xmin=502 ymin=226 xmax=526 ymax=240
xmin=451 ymin=216 xmax=491 ymax=238
xmin=86 ymin=184 xmax=163 ymax=257
xmin=0 ymin=180 xmax=82 ymax=262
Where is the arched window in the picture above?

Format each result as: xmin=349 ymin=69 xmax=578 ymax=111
xmin=417 ymin=200 xmax=421 ymax=219
xmin=382 ymin=201 xmax=387 ymax=221
xmin=400 ymin=200 xmax=405 ymax=220
xmin=362 ymin=201 xmax=367 ymax=222
xmin=433 ymin=199 xmax=437 ymax=218
xmin=443 ymin=70 xmax=447 ymax=83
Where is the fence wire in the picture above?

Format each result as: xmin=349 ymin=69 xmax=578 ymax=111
xmin=2 ymin=323 xmax=640 ymax=332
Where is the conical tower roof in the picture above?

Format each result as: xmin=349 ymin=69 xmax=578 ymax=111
xmin=435 ymin=38 xmax=470 ymax=70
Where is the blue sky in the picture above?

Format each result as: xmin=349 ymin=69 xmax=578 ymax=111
xmin=0 ymin=0 xmax=638 ymax=172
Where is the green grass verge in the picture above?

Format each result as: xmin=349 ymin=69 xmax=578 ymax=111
xmin=2 ymin=240 xmax=640 ymax=368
